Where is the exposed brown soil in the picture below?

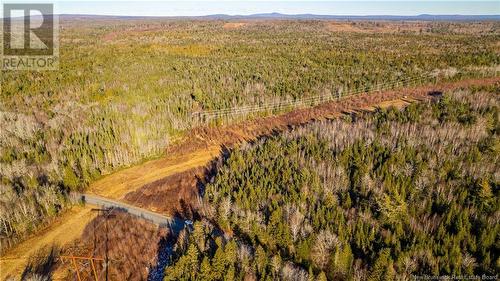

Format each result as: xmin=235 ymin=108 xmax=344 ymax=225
xmin=127 ymin=77 xmax=500 ymax=218
xmin=56 ymin=210 xmax=169 ymax=281
xmin=168 ymin=77 xmax=500 ymax=156
xmin=6 ymin=77 xmax=497 ymax=280
xmin=88 ymin=146 xmax=219 ymax=200
xmin=124 ymin=166 xmax=207 ymax=218
xmin=223 ymin=22 xmax=248 ymax=29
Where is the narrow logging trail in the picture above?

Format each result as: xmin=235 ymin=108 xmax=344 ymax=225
xmin=1 ymin=76 xmax=498 ymax=280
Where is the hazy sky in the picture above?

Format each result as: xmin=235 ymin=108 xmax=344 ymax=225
xmin=3 ymin=1 xmax=500 ymax=16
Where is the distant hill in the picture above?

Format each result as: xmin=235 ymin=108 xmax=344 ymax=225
xmin=55 ymin=13 xmax=500 ymax=21
xmin=199 ymin=13 xmax=500 ymax=21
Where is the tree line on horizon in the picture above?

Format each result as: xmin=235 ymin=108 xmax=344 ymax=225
xmin=1 ymin=20 xmax=499 ymax=253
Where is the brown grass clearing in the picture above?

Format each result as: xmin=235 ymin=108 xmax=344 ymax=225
xmin=3 ymin=76 xmax=498 ymax=279
xmin=171 ymin=77 xmax=500 ymax=157
xmin=54 ymin=210 xmax=169 ymax=281
xmin=123 ymin=97 xmax=418 ymax=218
xmin=87 ymin=146 xmax=220 ymax=200
xmin=123 ymin=166 xmax=206 ymax=217
xmin=325 ymin=21 xmax=423 ymax=33
xmin=223 ymin=22 xmax=248 ymax=29
xmin=125 ymin=77 xmax=499 ymax=217
xmin=0 ymin=206 xmax=96 ymax=280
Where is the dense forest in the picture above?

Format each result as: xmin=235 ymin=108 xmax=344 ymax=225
xmin=1 ymin=20 xmax=499 ymax=252
xmin=163 ymin=86 xmax=499 ymax=280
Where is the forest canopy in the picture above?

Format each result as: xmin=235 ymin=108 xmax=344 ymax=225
xmin=1 ymin=19 xmax=499 ymax=253
xmin=164 ymin=86 xmax=499 ymax=280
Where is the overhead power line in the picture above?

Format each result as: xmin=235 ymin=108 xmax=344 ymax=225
xmin=191 ymin=68 xmax=500 ymax=122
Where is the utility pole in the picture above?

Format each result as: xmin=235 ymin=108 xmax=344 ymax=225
xmin=91 ymin=208 xmax=116 ymax=281
xmin=60 ymin=255 xmax=104 ymax=281
xmin=93 ymin=216 xmax=97 ymax=256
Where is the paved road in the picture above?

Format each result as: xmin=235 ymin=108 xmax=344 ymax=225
xmin=81 ymin=194 xmax=185 ymax=234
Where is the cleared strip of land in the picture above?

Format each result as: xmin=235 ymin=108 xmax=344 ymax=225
xmin=1 ymin=76 xmax=498 ymax=280
xmin=1 ymin=148 xmax=220 ymax=280
xmin=87 ymin=146 xmax=221 ymax=199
